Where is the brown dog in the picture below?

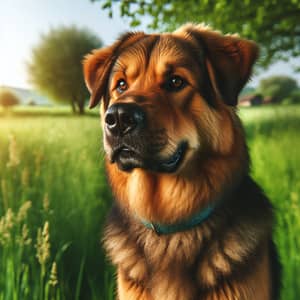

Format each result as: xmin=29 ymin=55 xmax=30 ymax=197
xmin=83 ymin=24 xmax=281 ymax=300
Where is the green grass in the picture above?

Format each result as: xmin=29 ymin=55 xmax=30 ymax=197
xmin=0 ymin=104 xmax=299 ymax=299
xmin=0 ymin=113 xmax=114 ymax=299
xmin=238 ymin=104 xmax=300 ymax=299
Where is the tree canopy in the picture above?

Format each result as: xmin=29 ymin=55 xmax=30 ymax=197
xmin=28 ymin=26 xmax=102 ymax=114
xmin=94 ymin=0 xmax=300 ymax=68
xmin=0 ymin=88 xmax=20 ymax=109
xmin=258 ymin=75 xmax=299 ymax=102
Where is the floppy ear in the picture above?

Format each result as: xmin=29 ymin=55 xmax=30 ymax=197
xmin=177 ymin=24 xmax=259 ymax=106
xmin=83 ymin=32 xmax=146 ymax=108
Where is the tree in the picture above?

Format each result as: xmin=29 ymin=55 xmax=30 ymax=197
xmin=258 ymin=75 xmax=299 ymax=102
xmin=28 ymin=26 xmax=102 ymax=114
xmin=94 ymin=0 xmax=300 ymax=68
xmin=289 ymin=89 xmax=300 ymax=104
xmin=0 ymin=88 xmax=20 ymax=109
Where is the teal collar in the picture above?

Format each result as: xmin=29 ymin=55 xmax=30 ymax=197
xmin=140 ymin=203 xmax=216 ymax=235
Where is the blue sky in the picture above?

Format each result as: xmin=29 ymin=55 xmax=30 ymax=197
xmin=0 ymin=0 xmax=299 ymax=89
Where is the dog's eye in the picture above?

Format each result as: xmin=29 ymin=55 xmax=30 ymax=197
xmin=165 ymin=76 xmax=186 ymax=92
xmin=116 ymin=79 xmax=128 ymax=93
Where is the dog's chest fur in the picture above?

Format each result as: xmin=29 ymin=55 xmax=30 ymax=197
xmin=104 ymin=177 xmax=278 ymax=300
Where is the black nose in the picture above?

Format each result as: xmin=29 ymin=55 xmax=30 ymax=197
xmin=104 ymin=103 xmax=146 ymax=136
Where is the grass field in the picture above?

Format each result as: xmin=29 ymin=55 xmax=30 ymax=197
xmin=0 ymin=104 xmax=299 ymax=299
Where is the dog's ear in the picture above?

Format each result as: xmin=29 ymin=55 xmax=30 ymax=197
xmin=83 ymin=32 xmax=146 ymax=108
xmin=176 ymin=24 xmax=259 ymax=106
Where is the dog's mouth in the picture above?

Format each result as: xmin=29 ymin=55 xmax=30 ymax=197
xmin=155 ymin=141 xmax=188 ymax=173
xmin=111 ymin=146 xmax=142 ymax=172
xmin=110 ymin=142 xmax=188 ymax=173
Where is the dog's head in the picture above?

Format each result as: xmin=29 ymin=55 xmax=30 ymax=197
xmin=83 ymin=24 xmax=258 ymax=176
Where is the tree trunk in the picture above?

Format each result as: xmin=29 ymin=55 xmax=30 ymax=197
xmin=77 ymin=98 xmax=85 ymax=115
xmin=70 ymin=100 xmax=77 ymax=114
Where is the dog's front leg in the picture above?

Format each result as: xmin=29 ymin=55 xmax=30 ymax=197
xmin=117 ymin=268 xmax=153 ymax=300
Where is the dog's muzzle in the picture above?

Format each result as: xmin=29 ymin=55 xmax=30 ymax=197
xmin=104 ymin=103 xmax=147 ymax=171
xmin=104 ymin=102 xmax=187 ymax=173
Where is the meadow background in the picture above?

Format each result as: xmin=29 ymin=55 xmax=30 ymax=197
xmin=0 ymin=104 xmax=299 ymax=299
xmin=1 ymin=0 xmax=300 ymax=299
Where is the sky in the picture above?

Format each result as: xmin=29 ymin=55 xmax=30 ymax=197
xmin=0 ymin=0 xmax=300 ymax=89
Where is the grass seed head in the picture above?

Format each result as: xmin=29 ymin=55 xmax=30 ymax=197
xmin=7 ymin=134 xmax=20 ymax=168
xmin=43 ymin=193 xmax=50 ymax=212
xmin=21 ymin=168 xmax=30 ymax=188
xmin=35 ymin=221 xmax=51 ymax=265
xmin=0 ymin=208 xmax=15 ymax=245
xmin=17 ymin=201 xmax=32 ymax=223
xmin=49 ymin=261 xmax=58 ymax=287
xmin=17 ymin=223 xmax=32 ymax=246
